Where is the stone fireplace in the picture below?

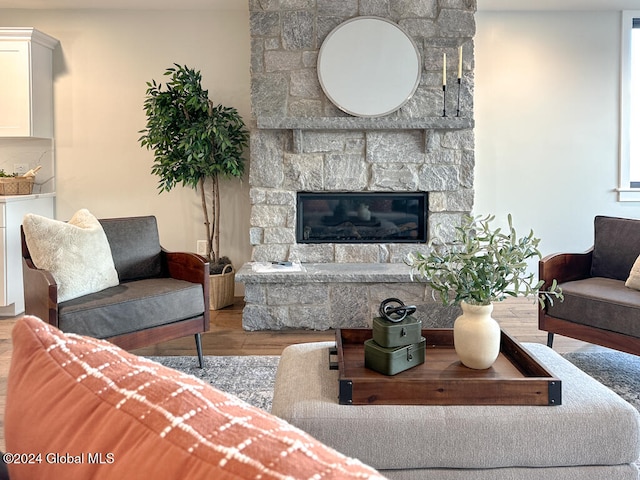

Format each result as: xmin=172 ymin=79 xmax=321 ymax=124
xmin=238 ymin=0 xmax=476 ymax=330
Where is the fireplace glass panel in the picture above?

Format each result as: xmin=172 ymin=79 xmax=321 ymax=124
xmin=297 ymin=192 xmax=427 ymax=243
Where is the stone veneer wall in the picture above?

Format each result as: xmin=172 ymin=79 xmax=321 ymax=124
xmin=242 ymin=0 xmax=476 ymax=330
xmin=248 ymin=0 xmax=476 ymax=263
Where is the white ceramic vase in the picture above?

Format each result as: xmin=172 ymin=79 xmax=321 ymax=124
xmin=453 ymin=301 xmax=501 ymax=369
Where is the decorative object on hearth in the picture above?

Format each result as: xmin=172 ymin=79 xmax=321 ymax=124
xmin=365 ymin=298 xmax=425 ymax=375
xmin=139 ymin=64 xmax=249 ymax=309
xmin=406 ymin=214 xmax=563 ymax=369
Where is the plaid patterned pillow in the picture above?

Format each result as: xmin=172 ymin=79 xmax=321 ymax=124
xmin=5 ymin=316 xmax=385 ymax=479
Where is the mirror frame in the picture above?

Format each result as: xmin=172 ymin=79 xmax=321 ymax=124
xmin=317 ymin=16 xmax=422 ymax=118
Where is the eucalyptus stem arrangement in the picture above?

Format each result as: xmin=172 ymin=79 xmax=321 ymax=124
xmin=406 ymin=214 xmax=563 ymax=307
xmin=139 ymin=64 xmax=249 ymax=272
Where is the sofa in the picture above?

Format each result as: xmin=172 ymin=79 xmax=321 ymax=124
xmin=539 ymin=215 xmax=640 ymax=355
xmin=21 ymin=210 xmax=210 ymax=366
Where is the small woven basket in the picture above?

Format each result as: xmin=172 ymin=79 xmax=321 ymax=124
xmin=0 ymin=176 xmax=34 ymax=195
xmin=209 ymin=264 xmax=235 ymax=310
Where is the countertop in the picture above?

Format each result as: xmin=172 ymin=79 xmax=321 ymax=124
xmin=0 ymin=192 xmax=55 ymax=203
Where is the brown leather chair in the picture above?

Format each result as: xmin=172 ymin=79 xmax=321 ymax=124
xmin=21 ymin=215 xmax=210 ymax=367
xmin=539 ymin=215 xmax=640 ymax=356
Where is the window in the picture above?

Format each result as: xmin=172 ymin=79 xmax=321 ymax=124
xmin=618 ymin=11 xmax=640 ymax=201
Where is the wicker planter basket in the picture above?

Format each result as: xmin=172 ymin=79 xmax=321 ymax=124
xmin=209 ymin=264 xmax=235 ymax=310
xmin=0 ymin=176 xmax=34 ymax=195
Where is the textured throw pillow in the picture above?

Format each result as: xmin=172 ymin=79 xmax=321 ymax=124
xmin=22 ymin=209 xmax=119 ymax=302
xmin=625 ymin=254 xmax=640 ymax=290
xmin=5 ymin=316 xmax=385 ymax=480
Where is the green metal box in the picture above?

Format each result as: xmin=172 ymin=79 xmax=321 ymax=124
xmin=372 ymin=316 xmax=422 ymax=348
xmin=364 ymin=337 xmax=426 ymax=376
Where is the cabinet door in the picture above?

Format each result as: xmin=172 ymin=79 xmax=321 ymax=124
xmin=0 ymin=198 xmax=54 ymax=314
xmin=0 ymin=41 xmax=31 ymax=136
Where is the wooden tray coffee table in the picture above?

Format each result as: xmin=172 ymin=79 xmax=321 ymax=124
xmin=331 ymin=328 xmax=561 ymax=406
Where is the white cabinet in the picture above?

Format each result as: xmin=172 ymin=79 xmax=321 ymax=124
xmin=0 ymin=27 xmax=57 ymax=314
xmin=0 ymin=194 xmax=54 ymax=315
xmin=0 ymin=28 xmax=58 ymax=138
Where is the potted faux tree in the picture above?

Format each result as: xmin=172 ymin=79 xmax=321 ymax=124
xmin=405 ymin=214 xmax=562 ymax=369
xmin=139 ymin=64 xmax=249 ymax=309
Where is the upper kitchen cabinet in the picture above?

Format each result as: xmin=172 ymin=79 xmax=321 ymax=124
xmin=0 ymin=28 xmax=58 ymax=138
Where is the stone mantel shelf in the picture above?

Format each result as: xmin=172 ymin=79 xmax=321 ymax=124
xmin=256 ymin=116 xmax=474 ymax=131
xmin=237 ymin=262 xmax=416 ymax=284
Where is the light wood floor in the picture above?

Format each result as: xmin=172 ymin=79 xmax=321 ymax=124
xmin=0 ymin=296 xmax=610 ymax=451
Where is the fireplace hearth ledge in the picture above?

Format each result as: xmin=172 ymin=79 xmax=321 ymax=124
xmin=236 ymin=262 xmax=414 ymax=284
xmin=236 ymin=262 xmax=459 ymax=331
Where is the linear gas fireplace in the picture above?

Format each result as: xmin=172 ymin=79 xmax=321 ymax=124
xmin=296 ymin=192 xmax=427 ymax=243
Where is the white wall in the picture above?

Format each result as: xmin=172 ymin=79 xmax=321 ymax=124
xmin=1 ymin=8 xmax=252 ymax=290
xmin=475 ymin=10 xmax=640 ymax=257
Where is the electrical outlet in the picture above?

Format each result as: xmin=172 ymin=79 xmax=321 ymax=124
xmin=196 ymin=240 xmax=207 ymax=256
xmin=13 ymin=163 xmax=28 ymax=176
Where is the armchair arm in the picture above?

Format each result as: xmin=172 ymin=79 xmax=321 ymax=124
xmin=539 ymin=248 xmax=593 ymax=288
xmin=22 ymin=257 xmax=59 ymax=327
xmin=163 ymin=251 xmax=210 ymax=324
xmin=163 ymin=251 xmax=209 ymax=284
xmin=21 ymin=226 xmax=59 ymax=327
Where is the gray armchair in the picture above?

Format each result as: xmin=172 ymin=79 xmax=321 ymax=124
xmin=21 ymin=215 xmax=210 ymax=367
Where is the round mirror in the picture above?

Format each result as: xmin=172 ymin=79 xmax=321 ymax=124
xmin=317 ymin=17 xmax=421 ymax=118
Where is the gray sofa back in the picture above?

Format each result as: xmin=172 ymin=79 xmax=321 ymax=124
xmin=591 ymin=215 xmax=640 ymax=281
xmin=99 ymin=216 xmax=163 ymax=281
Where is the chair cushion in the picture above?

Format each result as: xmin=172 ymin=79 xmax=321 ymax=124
xmin=58 ymin=278 xmax=205 ymax=339
xmin=546 ymin=277 xmax=640 ymax=337
xmin=22 ymin=209 xmax=119 ymax=302
xmin=591 ymin=216 xmax=640 ymax=281
xmin=4 ymin=316 xmax=384 ymax=480
xmin=99 ymin=216 xmax=163 ymax=281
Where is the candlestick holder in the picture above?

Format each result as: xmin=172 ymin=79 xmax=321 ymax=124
xmin=442 ymin=84 xmax=447 ymax=117
xmin=456 ymin=77 xmax=462 ymax=117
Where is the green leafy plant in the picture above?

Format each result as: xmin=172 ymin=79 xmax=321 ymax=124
xmin=405 ymin=214 xmax=563 ymax=307
xmin=139 ymin=64 xmax=249 ymax=269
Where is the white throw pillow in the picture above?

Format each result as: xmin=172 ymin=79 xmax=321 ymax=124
xmin=625 ymin=254 xmax=640 ymax=291
xmin=22 ymin=209 xmax=119 ymax=302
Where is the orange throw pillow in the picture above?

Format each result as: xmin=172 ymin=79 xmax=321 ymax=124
xmin=5 ymin=316 xmax=385 ymax=479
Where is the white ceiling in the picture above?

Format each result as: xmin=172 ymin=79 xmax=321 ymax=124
xmin=0 ymin=0 xmax=638 ymax=9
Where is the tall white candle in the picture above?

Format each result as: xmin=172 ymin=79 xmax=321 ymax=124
xmin=458 ymin=46 xmax=463 ymax=79
xmin=443 ymin=53 xmax=447 ymax=86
